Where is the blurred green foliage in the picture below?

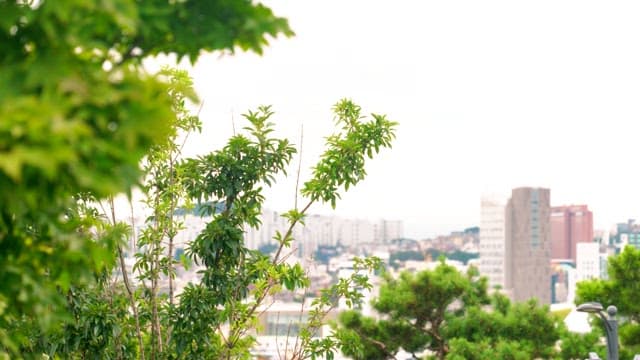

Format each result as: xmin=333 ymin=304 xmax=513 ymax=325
xmin=0 ymin=1 xmax=291 ymax=357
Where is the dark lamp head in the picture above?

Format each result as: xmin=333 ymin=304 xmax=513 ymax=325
xmin=577 ymin=302 xmax=604 ymax=314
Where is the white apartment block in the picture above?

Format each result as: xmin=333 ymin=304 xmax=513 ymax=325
xmin=576 ymin=242 xmax=600 ymax=281
xmin=129 ymin=207 xmax=402 ymax=267
xmin=290 ymin=215 xmax=403 ymax=254
xmin=374 ymin=220 xmax=404 ymax=244
xmin=479 ymin=196 xmax=507 ymax=290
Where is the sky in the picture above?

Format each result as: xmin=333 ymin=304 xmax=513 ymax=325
xmin=157 ymin=1 xmax=640 ymax=239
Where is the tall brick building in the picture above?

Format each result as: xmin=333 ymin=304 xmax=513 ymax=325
xmin=550 ymin=205 xmax=593 ymax=264
xmin=505 ymin=187 xmax=551 ymax=304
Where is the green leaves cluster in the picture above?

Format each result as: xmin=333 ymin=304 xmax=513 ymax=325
xmin=1 ymin=2 xmax=397 ymax=358
xmin=446 ymin=296 xmax=561 ymax=359
xmin=169 ymin=100 xmax=395 ymax=359
xmin=302 ymin=100 xmax=397 ymax=208
xmin=165 ymin=106 xmax=297 ymax=359
xmin=337 ymin=262 xmax=489 ymax=359
xmin=576 ymin=245 xmax=640 ymax=358
xmin=295 ymin=256 xmax=384 ymax=360
xmin=0 ymin=1 xmax=292 ymax=357
xmin=181 ymin=105 xmax=296 ymax=294
xmin=11 ymin=88 xmax=394 ymax=359
xmin=336 ymin=262 xmax=599 ymax=360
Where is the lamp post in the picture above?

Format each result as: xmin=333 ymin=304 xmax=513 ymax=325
xmin=577 ymin=302 xmax=618 ymax=360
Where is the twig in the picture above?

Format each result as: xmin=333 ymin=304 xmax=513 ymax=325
xmin=175 ymin=99 xmax=204 ymax=162
xmin=110 ymin=197 xmax=146 ymax=360
xmin=129 ymin=199 xmax=137 ymax=250
xmin=294 ymin=124 xmax=304 ymax=210
xmin=351 ymin=327 xmax=398 ymax=360
xmin=231 ymin=108 xmax=236 ymax=136
xmin=289 ymin=288 xmax=307 ymax=358
xmin=273 ymin=200 xmax=313 ymax=265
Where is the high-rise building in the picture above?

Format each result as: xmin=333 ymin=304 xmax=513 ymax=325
xmin=504 ymin=187 xmax=551 ymax=304
xmin=550 ymin=205 xmax=593 ymax=264
xmin=479 ymin=196 xmax=507 ymax=290
xmin=373 ymin=220 xmax=404 ymax=244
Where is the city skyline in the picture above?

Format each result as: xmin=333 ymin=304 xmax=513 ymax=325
xmin=148 ymin=1 xmax=640 ymax=239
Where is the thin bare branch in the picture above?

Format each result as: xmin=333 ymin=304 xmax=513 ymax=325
xmin=294 ymin=124 xmax=304 ymax=210
xmin=273 ymin=199 xmax=313 ymax=265
xmin=175 ymin=99 xmax=205 ymax=162
xmin=231 ymin=108 xmax=236 ymax=136
xmin=111 ymin=197 xmax=146 ymax=360
xmin=351 ymin=327 xmax=399 ymax=360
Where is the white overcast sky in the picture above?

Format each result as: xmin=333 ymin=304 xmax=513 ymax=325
xmin=160 ymin=1 xmax=640 ymax=239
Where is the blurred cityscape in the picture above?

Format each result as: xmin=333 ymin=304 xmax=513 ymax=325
xmin=122 ymin=186 xmax=637 ymax=359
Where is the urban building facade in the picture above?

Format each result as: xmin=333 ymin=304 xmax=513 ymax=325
xmin=243 ymin=210 xmax=404 ymax=257
xmin=576 ymin=242 xmax=600 ymax=281
xmin=504 ymin=187 xmax=552 ymax=304
xmin=550 ymin=205 xmax=593 ymax=264
xmin=479 ymin=195 xmax=507 ymax=290
xmin=613 ymin=219 xmax=640 ymax=251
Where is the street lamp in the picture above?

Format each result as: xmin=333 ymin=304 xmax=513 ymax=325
xmin=577 ymin=302 xmax=618 ymax=360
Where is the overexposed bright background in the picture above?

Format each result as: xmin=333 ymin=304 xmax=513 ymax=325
xmin=151 ymin=1 xmax=640 ymax=238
